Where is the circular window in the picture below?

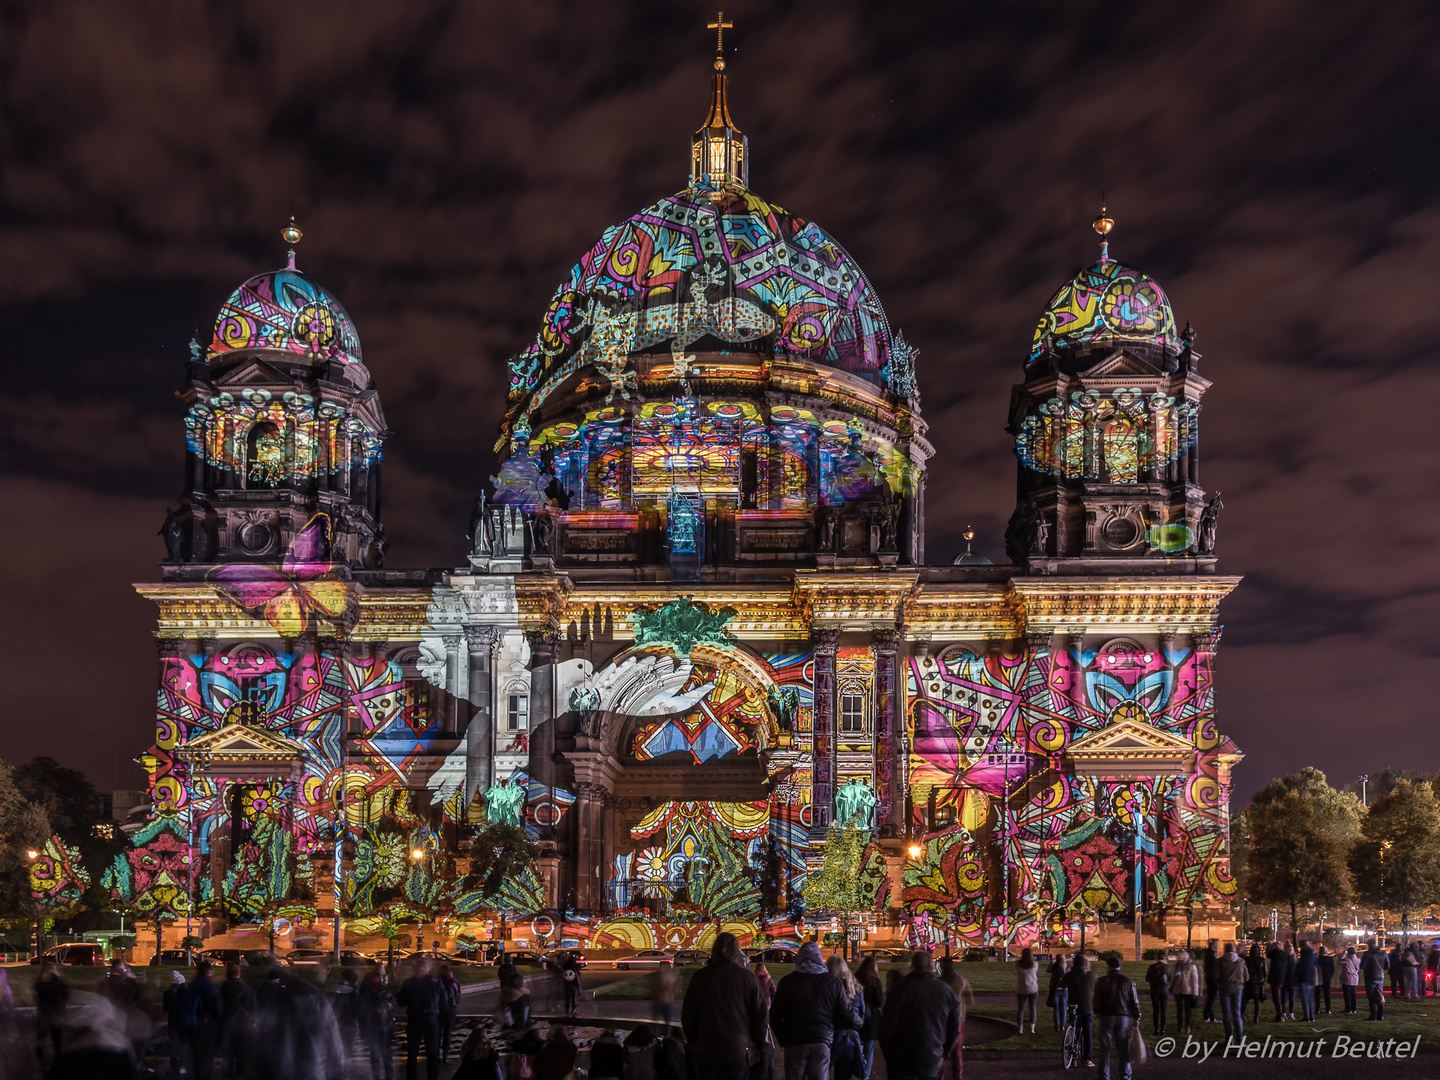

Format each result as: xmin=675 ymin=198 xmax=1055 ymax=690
xmin=1101 ymin=515 xmax=1141 ymax=548
xmin=238 ymin=520 xmax=274 ymax=554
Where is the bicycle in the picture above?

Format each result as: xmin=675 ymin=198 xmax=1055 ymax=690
xmin=1062 ymin=1003 xmax=1082 ymax=1069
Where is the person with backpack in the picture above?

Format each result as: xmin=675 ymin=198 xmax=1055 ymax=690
xmin=179 ymin=958 xmax=224 ymax=1080
xmin=1093 ymin=955 xmax=1141 ymax=1080
xmin=1361 ymin=941 xmax=1389 ymax=1021
xmin=558 ymin=952 xmax=582 ymax=1019
xmin=1144 ymin=955 xmax=1170 ymax=1036
xmin=397 ymin=954 xmax=444 ymax=1080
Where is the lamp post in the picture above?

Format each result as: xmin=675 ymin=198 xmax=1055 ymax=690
xmin=995 ymin=737 xmax=1018 ymax=947
xmin=26 ymin=848 xmax=41 ymax=959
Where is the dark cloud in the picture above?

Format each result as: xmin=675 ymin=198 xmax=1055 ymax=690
xmin=1 ymin=0 xmax=1437 ymax=800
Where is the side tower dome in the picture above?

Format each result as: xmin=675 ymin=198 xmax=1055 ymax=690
xmin=159 ymin=220 xmax=390 ymax=574
xmin=1006 ymin=208 xmax=1215 ymax=571
xmin=476 ymin=50 xmax=931 ymax=575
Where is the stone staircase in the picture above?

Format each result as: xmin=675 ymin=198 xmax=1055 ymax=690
xmin=1092 ymin=921 xmax=1172 ymax=957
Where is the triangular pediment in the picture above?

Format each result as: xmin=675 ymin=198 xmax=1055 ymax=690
xmin=186 ymin=721 xmax=301 ymax=758
xmin=212 ymin=357 xmax=294 ymax=388
xmin=1077 ymin=349 xmax=1161 ymax=378
xmin=1068 ymin=718 xmax=1194 ymax=756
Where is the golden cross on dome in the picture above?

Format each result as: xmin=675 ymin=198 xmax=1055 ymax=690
xmin=707 ymin=11 xmax=733 ymax=55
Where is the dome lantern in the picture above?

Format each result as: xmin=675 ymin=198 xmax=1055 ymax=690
xmin=691 ymin=12 xmax=748 ymax=190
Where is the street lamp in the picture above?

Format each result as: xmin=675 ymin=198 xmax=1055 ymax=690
xmin=907 ymin=844 xmax=922 ymax=860
xmin=26 ymin=849 xmax=40 ymax=959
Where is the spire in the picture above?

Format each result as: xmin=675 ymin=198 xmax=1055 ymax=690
xmin=691 ymin=12 xmax=748 ymax=190
xmin=282 ymin=215 xmax=303 ymax=270
xmin=1092 ymin=203 xmax=1114 ymax=263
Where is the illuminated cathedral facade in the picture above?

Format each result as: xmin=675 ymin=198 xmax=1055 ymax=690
xmin=113 ymin=42 xmax=1242 ymax=953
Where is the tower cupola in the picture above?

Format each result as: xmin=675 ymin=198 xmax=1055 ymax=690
xmin=690 ymin=12 xmax=748 ymax=189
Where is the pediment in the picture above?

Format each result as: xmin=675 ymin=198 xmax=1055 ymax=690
xmin=186 ymin=721 xmax=301 ymax=758
xmin=1068 ymin=718 xmax=1194 ymax=756
xmin=212 ymin=357 xmax=294 ymax=387
xmin=1077 ymin=349 xmax=1161 ymax=378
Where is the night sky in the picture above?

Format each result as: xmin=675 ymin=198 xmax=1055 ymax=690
xmin=1 ymin=1 xmax=1436 ymax=802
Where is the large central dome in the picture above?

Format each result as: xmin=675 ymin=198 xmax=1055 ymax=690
xmin=506 ymin=184 xmax=899 ymax=418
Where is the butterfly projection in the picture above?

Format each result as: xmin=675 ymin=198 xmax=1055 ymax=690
xmin=209 ymin=513 xmax=349 ymax=636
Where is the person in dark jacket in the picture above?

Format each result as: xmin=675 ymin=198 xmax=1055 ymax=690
xmin=182 ymin=959 xmax=224 ymax=1080
xmin=1093 ymin=955 xmax=1141 ymax=1080
xmin=1202 ymin=939 xmax=1219 ymax=1023
xmin=1389 ymin=944 xmax=1402 ymax=998
xmin=680 ymin=931 xmax=769 ymax=1080
xmin=1361 ymin=941 xmax=1389 ymax=1021
xmin=397 ymin=955 xmax=444 ymax=1080
xmin=220 ymin=961 xmax=257 ymax=1077
xmin=769 ymin=941 xmax=858 ymax=1080
xmin=855 ymin=956 xmax=884 ymax=1080
xmin=1064 ymin=954 xmax=1096 ymax=1067
xmin=1047 ymin=954 xmax=1070 ymax=1032
xmin=559 ymin=953 xmax=583 ymax=1018
xmin=536 ymin=1024 xmax=578 ymax=1080
xmin=437 ymin=963 xmax=462 ymax=1061
xmin=1243 ymin=944 xmax=1267 ymax=1023
xmin=1317 ymin=945 xmax=1335 ymax=1015
xmin=1144 ymin=956 xmax=1170 ymax=1036
xmin=1217 ymin=943 xmax=1247 ymax=1042
xmin=588 ymin=1029 xmax=625 ymax=1080
xmin=1265 ymin=942 xmax=1289 ymax=1021
xmin=453 ymin=1027 xmax=504 ymax=1080
xmin=1280 ymin=942 xmax=1299 ymax=1019
xmin=35 ymin=959 xmax=71 ymax=1072
xmin=879 ymin=951 xmax=960 ymax=1080
xmin=1294 ymin=944 xmax=1317 ymax=1021
xmin=358 ymin=965 xmax=396 ymax=1080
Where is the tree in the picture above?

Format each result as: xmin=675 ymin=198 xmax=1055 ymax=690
xmin=1245 ymin=768 xmax=1360 ymax=941
xmin=1348 ymin=780 xmax=1440 ymax=936
xmin=466 ymin=822 xmax=541 ymax=941
xmin=0 ymin=757 xmax=52 ymax=952
xmin=803 ymin=823 xmax=886 ymax=957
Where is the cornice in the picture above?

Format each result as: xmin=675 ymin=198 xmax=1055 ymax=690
xmin=1009 ymin=576 xmax=1240 ymax=633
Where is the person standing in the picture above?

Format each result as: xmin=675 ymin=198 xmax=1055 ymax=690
xmin=769 ymin=941 xmax=858 ymax=1080
xmin=854 ymin=956 xmax=884 ymax=1080
xmin=1361 ymin=941 xmax=1389 ymax=1021
xmin=34 ymin=959 xmax=70 ymax=1074
xmin=397 ymin=955 xmax=443 ymax=1080
xmin=359 ymin=964 xmax=396 ymax=1080
xmin=1092 ymin=955 xmax=1141 ymax=1080
xmin=182 ymin=958 xmax=224 ymax=1080
xmin=1217 ymin=943 xmax=1247 ymax=1042
xmin=653 ymin=959 xmax=677 ymax=1035
xmin=437 ymin=963 xmax=462 ymax=1062
xmin=1144 ymin=955 xmax=1170 ymax=1036
xmin=1317 ymin=945 xmax=1335 ymax=1015
xmin=220 ymin=961 xmax=256 ymax=1078
xmin=1065 ymin=954 xmax=1096 ymax=1068
xmin=936 ymin=956 xmax=973 ymax=1080
xmin=1265 ymin=940 xmax=1288 ymax=1021
xmin=1294 ymin=943 xmax=1317 ymax=1022
xmin=162 ymin=969 xmax=190 ymax=1078
xmin=1280 ymin=941 xmax=1298 ymax=1020
xmin=1171 ymin=951 xmax=1200 ymax=1034
xmin=1201 ymin=939 xmax=1219 ymax=1024
xmin=454 ymin=1027 xmax=505 ymax=1080
xmin=679 ymin=932 xmax=768 ymax=1080
xmin=1013 ymin=948 xmax=1039 ymax=1034
xmin=752 ymin=960 xmax=777 ymax=1007
xmin=826 ymin=956 xmax=866 ymax=1080
xmin=1047 ymin=954 xmax=1069 ymax=1032
xmin=1242 ymin=944 xmax=1266 ymax=1024
xmin=1403 ymin=945 xmax=1421 ymax=1000
xmin=1388 ymin=943 xmax=1402 ymax=999
xmin=1427 ymin=945 xmax=1440 ymax=997
xmin=1339 ymin=945 xmax=1361 ymax=1015
xmin=879 ymin=952 xmax=961 ymax=1080
xmin=560 ymin=953 xmax=583 ymax=1019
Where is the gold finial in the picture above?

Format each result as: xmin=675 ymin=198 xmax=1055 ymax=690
xmin=282 ymin=214 xmax=303 ymax=270
xmin=708 ymin=10 xmax=733 ymax=66
xmin=963 ymin=526 xmax=976 ymax=557
xmin=1092 ymin=204 xmax=1114 ymax=236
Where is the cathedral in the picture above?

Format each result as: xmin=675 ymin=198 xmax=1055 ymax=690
xmin=117 ymin=36 xmax=1242 ymax=954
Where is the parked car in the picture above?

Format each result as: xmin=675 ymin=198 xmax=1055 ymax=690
xmin=31 ymin=943 xmax=106 ymax=966
xmin=859 ymin=947 xmax=911 ymax=961
xmin=200 ymin=949 xmax=247 ymax=966
xmin=456 ymin=941 xmax=505 ymax=964
xmin=402 ymin=949 xmax=477 ymax=967
xmin=337 ymin=950 xmax=375 ymax=967
xmin=545 ymin=949 xmax=587 ymax=969
xmin=499 ymin=949 xmax=547 ymax=968
xmin=147 ymin=950 xmax=192 ymax=966
xmin=749 ymin=948 xmax=797 ymax=964
xmin=283 ymin=948 xmax=333 ymax=969
xmin=673 ymin=949 xmax=707 ymax=967
xmin=243 ymin=949 xmax=282 ymax=968
xmin=616 ymin=949 xmax=673 ymax=970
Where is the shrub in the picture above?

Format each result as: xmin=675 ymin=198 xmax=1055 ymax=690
xmin=1098 ymin=949 xmax=1124 ymax=966
xmin=1247 ymin=926 xmax=1274 ymax=943
xmin=1142 ymin=948 xmax=1171 ymax=960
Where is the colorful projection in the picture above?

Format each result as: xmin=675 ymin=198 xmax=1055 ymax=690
xmin=507 ymin=185 xmax=899 ymax=413
xmin=1030 ymin=258 xmax=1177 ymax=363
xmin=208 ymin=513 xmax=348 ymax=636
xmin=1014 ymin=389 xmax=1197 ymax=483
xmin=184 ymin=394 xmax=382 ymax=485
xmin=208 ymin=268 xmax=363 ymax=366
xmin=30 ymin=835 xmax=91 ymax=918
xmin=903 ymin=636 xmax=1235 ymax=945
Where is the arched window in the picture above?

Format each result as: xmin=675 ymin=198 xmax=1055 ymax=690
xmin=1102 ymin=418 xmax=1138 ymax=483
xmin=247 ymin=421 xmax=285 ymax=487
xmin=505 ymin=688 xmax=529 ymax=731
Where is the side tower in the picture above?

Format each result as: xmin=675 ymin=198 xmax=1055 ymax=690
xmin=163 ymin=221 xmax=389 ymax=574
xmin=1006 ymin=208 xmax=1216 ymax=571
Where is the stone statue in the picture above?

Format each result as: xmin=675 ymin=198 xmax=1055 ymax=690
xmin=1004 ymin=498 xmax=1039 ymax=565
xmin=818 ymin=505 xmax=837 ymax=553
xmin=188 ymin=337 xmax=202 ymax=361
xmin=834 ymin=778 xmax=878 ymax=830
xmin=530 ymin=509 xmax=554 ymax=555
xmin=373 ymin=523 xmax=389 ymax=568
xmin=159 ymin=508 xmax=185 ymax=562
xmin=483 ymin=780 xmax=525 ymax=827
xmin=1196 ymin=492 xmax=1223 ymax=555
xmin=877 ymin=495 xmax=900 ymax=552
xmin=1033 ymin=511 xmax=1051 ymax=556
xmin=467 ymin=493 xmax=486 ymax=552
xmin=569 ymin=681 xmax=601 ymax=716
xmin=766 ymin=684 xmax=799 ymax=732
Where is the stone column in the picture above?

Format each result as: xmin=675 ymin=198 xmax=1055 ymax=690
xmin=872 ymin=629 xmax=901 ymax=836
xmin=463 ymin=625 xmax=501 ymax=807
xmin=573 ymin=782 xmax=611 ymax=913
xmin=811 ymin=627 xmax=839 ymax=828
xmin=525 ymin=629 xmax=559 ymax=788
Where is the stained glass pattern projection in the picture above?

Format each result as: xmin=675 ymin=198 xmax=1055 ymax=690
xmin=1015 ymin=389 xmax=1196 ymax=483
xmin=1030 ymin=259 xmax=1177 ymax=363
xmin=209 ymin=269 xmax=363 ymax=366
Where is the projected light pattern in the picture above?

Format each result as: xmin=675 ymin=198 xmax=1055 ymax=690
xmin=184 ymin=394 xmax=382 ymax=483
xmin=903 ymin=637 xmax=1236 ymax=944
xmin=208 ymin=268 xmax=363 ymax=366
xmin=1030 ymin=259 xmax=1177 ymax=363
xmin=1014 ymin=389 xmax=1197 ymax=482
